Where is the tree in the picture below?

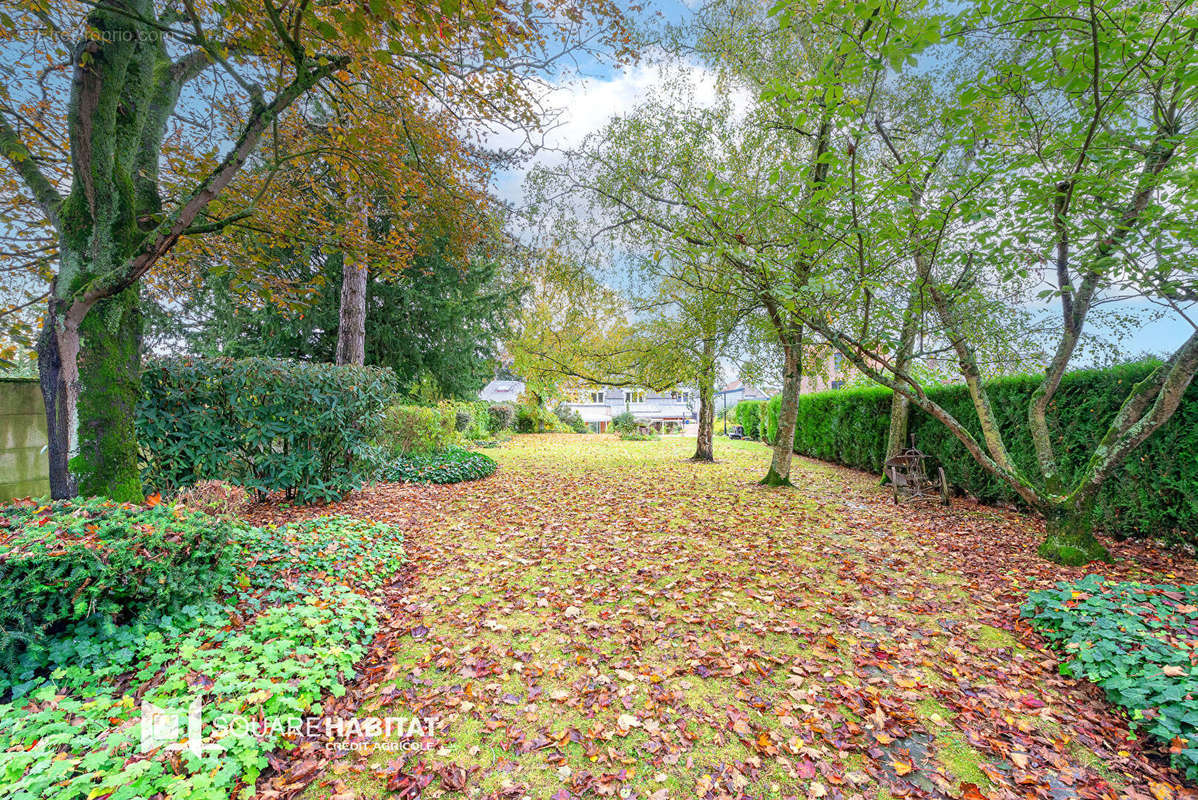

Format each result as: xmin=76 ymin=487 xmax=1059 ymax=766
xmin=156 ymin=230 xmax=519 ymax=398
xmin=799 ymin=0 xmax=1198 ymax=563
xmin=0 ymin=0 xmax=631 ymax=499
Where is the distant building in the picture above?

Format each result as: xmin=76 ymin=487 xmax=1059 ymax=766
xmin=561 ymin=386 xmax=697 ymax=433
xmin=479 ymin=379 xmax=525 ymax=403
xmin=476 ymin=379 xmax=697 ymax=433
xmin=715 ymin=381 xmax=771 ymax=415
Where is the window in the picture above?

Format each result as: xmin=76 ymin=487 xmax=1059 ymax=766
xmin=833 ymin=353 xmax=845 ymax=372
xmin=831 ymin=380 xmax=845 ymax=391
xmin=629 ymin=390 xmax=645 ymax=403
xmin=588 ymin=390 xmax=605 ymax=404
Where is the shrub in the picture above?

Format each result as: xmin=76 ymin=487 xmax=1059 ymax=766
xmin=611 ymin=411 xmax=637 ymax=434
xmin=0 ymin=498 xmax=233 ymax=666
xmin=385 ymin=446 xmax=497 ymax=484
xmin=1023 ymin=575 xmax=1198 ymax=781
xmin=735 ymin=400 xmax=763 ymax=439
xmin=453 ymin=400 xmax=492 ymax=439
xmin=516 ymin=403 xmax=566 ymax=433
xmin=766 ymin=361 xmax=1197 ymax=542
xmin=554 ymin=402 xmax=588 ymax=433
xmin=619 ymin=431 xmax=659 ymax=441
xmin=0 ymin=513 xmax=405 ymax=797
xmin=380 ymin=403 xmax=458 ymax=456
xmin=488 ymin=403 xmax=517 ymax=432
xmin=138 ymin=357 xmax=397 ymax=504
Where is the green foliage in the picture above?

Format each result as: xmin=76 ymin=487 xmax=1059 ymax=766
xmin=611 ymin=411 xmax=637 ymax=434
xmin=453 ymin=400 xmax=492 ymax=440
xmin=488 ymin=403 xmax=517 ymax=432
xmin=0 ymin=498 xmax=232 ymax=666
xmin=0 ymin=509 xmax=404 ymax=799
xmin=380 ymin=403 xmax=459 ymax=456
xmin=554 ymin=402 xmax=588 ymax=433
xmin=763 ymin=394 xmax=781 ymax=445
xmin=138 ymin=357 xmax=397 ymax=504
xmin=385 ymin=446 xmax=497 ymax=484
xmin=1023 ymin=575 xmax=1198 ymax=781
xmin=619 ymin=431 xmax=659 ymax=441
xmin=734 ymin=400 xmax=763 ymax=440
xmin=515 ymin=403 xmax=567 ymax=433
xmin=164 ymin=240 xmax=521 ymax=402
xmin=776 ymin=362 xmax=1197 ymax=542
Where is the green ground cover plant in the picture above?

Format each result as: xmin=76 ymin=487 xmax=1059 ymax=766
xmin=0 ymin=500 xmax=404 ymax=800
xmin=384 ymin=446 xmax=497 ymax=484
xmin=1023 ymin=574 xmax=1198 ymax=781
xmin=0 ymin=498 xmax=232 ymax=666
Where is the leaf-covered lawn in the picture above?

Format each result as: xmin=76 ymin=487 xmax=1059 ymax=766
xmin=255 ymin=435 xmax=1198 ymax=800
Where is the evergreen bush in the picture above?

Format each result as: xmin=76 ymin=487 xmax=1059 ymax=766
xmin=734 ymin=400 xmax=764 ymax=439
xmin=138 ymin=358 xmax=396 ymax=503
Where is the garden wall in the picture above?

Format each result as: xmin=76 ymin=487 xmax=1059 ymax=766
xmin=761 ymin=362 xmax=1198 ymax=544
xmin=0 ymin=378 xmax=49 ymax=501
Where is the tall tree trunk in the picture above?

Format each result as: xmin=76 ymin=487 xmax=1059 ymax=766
xmin=336 ymin=253 xmax=367 ymax=366
xmin=692 ymin=336 xmax=715 ymax=462
xmin=884 ymin=287 xmax=920 ymax=462
xmin=37 ymin=295 xmax=78 ymax=499
xmin=73 ymin=288 xmax=144 ymax=501
xmin=761 ymin=332 xmax=802 ymax=487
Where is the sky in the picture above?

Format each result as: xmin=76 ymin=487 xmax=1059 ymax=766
xmin=495 ymin=0 xmax=1194 ymax=366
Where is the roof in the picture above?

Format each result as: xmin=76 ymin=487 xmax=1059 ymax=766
xmin=479 ymin=379 xmax=525 ymax=402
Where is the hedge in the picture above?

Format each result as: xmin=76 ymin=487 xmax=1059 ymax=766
xmin=138 ymin=357 xmax=397 ymax=503
xmin=381 ymin=403 xmax=459 ymax=456
xmin=764 ymin=361 xmax=1197 ymax=542
xmin=734 ymin=400 xmax=764 ymax=439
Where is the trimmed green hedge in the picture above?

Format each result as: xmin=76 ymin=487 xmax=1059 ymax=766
xmin=138 ymin=358 xmax=397 ymax=503
xmin=766 ymin=361 xmax=1196 ymax=542
xmin=381 ymin=403 xmax=459 ymax=456
xmin=734 ymin=400 xmax=764 ymax=439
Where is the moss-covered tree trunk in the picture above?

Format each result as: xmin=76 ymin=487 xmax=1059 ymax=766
xmin=761 ymin=334 xmax=802 ymax=487
xmin=12 ymin=0 xmax=340 ymax=498
xmin=1038 ymin=494 xmax=1110 ymax=566
xmin=885 ymin=288 xmax=920 ymax=464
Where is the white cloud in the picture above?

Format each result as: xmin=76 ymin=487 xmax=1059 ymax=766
xmin=488 ymin=60 xmax=734 ymax=208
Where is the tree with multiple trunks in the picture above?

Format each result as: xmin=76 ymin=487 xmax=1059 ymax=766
xmin=0 ymin=0 xmax=631 ymax=500
xmin=791 ymin=0 xmax=1198 ymax=563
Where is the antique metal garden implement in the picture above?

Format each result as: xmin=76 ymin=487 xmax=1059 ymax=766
xmin=884 ymin=438 xmax=951 ymax=506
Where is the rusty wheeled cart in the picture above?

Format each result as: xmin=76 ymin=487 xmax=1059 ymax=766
xmin=884 ymin=439 xmax=951 ymax=506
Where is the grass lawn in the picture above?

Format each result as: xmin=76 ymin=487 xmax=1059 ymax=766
xmin=254 ymin=434 xmax=1197 ymax=800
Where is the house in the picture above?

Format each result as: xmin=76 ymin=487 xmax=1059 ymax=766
xmin=562 ymin=386 xmax=697 ymax=433
xmin=477 ymin=379 xmax=698 ymax=433
xmin=714 ymin=382 xmax=771 ymax=417
xmin=479 ymin=379 xmax=525 ymax=403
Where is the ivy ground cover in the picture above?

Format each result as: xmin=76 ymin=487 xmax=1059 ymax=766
xmin=0 ymin=510 xmax=405 ymax=800
xmin=253 ymin=434 xmax=1198 ymax=800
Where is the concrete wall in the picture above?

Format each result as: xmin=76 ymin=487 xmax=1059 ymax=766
xmin=0 ymin=378 xmax=49 ymax=501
